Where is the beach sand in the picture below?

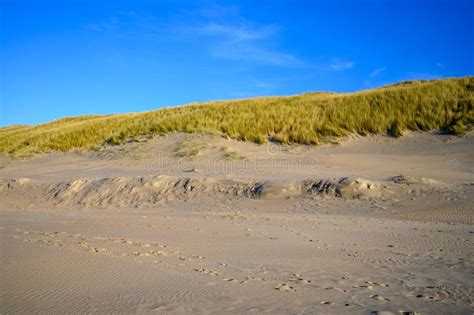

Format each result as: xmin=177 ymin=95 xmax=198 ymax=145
xmin=1 ymin=132 xmax=473 ymax=314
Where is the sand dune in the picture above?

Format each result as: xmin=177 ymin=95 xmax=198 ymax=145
xmin=1 ymin=132 xmax=473 ymax=314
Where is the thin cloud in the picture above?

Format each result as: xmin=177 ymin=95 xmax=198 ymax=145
xmin=197 ymin=23 xmax=277 ymax=42
xmin=212 ymin=43 xmax=301 ymax=66
xmin=330 ymin=58 xmax=354 ymax=71
xmin=83 ymin=6 xmax=305 ymax=67
xmin=83 ymin=16 xmax=119 ymax=32
xmin=185 ymin=4 xmax=240 ymax=21
xmin=185 ymin=6 xmax=303 ymax=67
xmin=370 ymin=67 xmax=386 ymax=78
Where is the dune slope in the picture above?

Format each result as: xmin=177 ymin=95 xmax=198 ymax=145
xmin=1 ymin=77 xmax=473 ymax=156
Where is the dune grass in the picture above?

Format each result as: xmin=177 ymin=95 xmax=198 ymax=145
xmin=175 ymin=136 xmax=207 ymax=159
xmin=1 ymin=77 xmax=473 ymax=156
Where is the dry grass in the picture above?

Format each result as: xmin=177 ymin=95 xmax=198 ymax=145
xmin=1 ymin=77 xmax=473 ymax=156
xmin=222 ymin=147 xmax=245 ymax=160
xmin=176 ymin=137 xmax=207 ymax=159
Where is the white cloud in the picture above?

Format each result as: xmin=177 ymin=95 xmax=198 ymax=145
xmin=212 ymin=43 xmax=301 ymax=66
xmin=370 ymin=67 xmax=386 ymax=78
xmin=185 ymin=6 xmax=302 ymax=67
xmin=330 ymin=58 xmax=354 ymax=71
xmin=197 ymin=23 xmax=277 ymax=42
xmin=83 ymin=6 xmax=304 ymax=67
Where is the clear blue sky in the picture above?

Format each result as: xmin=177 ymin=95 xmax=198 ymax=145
xmin=1 ymin=0 xmax=473 ymax=126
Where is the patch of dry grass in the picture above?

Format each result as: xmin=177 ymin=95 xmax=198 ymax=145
xmin=222 ymin=147 xmax=245 ymax=160
xmin=175 ymin=137 xmax=207 ymax=159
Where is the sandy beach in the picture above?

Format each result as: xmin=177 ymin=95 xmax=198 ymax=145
xmin=1 ymin=132 xmax=473 ymax=314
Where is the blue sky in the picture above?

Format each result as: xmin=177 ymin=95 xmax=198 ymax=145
xmin=1 ymin=0 xmax=473 ymax=126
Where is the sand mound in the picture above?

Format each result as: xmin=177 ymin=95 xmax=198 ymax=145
xmin=0 ymin=175 xmax=446 ymax=210
xmin=389 ymin=175 xmax=440 ymax=185
xmin=46 ymin=177 xmax=270 ymax=208
xmin=303 ymin=177 xmax=390 ymax=199
xmin=0 ymin=176 xmax=273 ymax=209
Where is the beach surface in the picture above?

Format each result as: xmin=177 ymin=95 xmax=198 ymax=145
xmin=1 ymin=132 xmax=473 ymax=314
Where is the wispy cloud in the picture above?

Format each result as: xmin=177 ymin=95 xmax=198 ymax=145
xmin=197 ymin=23 xmax=277 ymax=42
xmin=185 ymin=4 xmax=240 ymax=21
xmin=370 ymin=67 xmax=386 ymax=78
xmin=329 ymin=58 xmax=354 ymax=71
xmin=212 ymin=44 xmax=300 ymax=66
xmin=183 ymin=6 xmax=303 ymax=67
xmin=82 ymin=6 xmax=305 ymax=67
xmin=83 ymin=17 xmax=119 ymax=32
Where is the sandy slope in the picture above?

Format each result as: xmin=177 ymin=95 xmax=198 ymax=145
xmin=0 ymin=132 xmax=473 ymax=314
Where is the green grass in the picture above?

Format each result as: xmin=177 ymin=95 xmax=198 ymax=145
xmin=1 ymin=77 xmax=473 ymax=156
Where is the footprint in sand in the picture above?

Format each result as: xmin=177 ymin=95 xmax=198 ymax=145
xmin=370 ymin=294 xmax=390 ymax=301
xmin=370 ymin=312 xmax=420 ymax=315
xmin=194 ymin=268 xmax=218 ymax=276
xmin=223 ymin=278 xmax=238 ymax=283
xmin=179 ymin=255 xmax=204 ymax=261
xmin=133 ymin=250 xmax=165 ymax=257
xmin=288 ymin=273 xmax=311 ymax=284
xmin=365 ymin=281 xmax=389 ymax=287
xmin=275 ymin=283 xmax=295 ymax=292
xmin=353 ymin=281 xmax=390 ymax=290
xmin=352 ymin=284 xmax=373 ymax=290
xmin=324 ymin=286 xmax=347 ymax=293
xmin=15 ymin=229 xmax=179 ymax=263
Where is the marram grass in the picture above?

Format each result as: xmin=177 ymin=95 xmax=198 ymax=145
xmin=1 ymin=77 xmax=473 ymax=156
